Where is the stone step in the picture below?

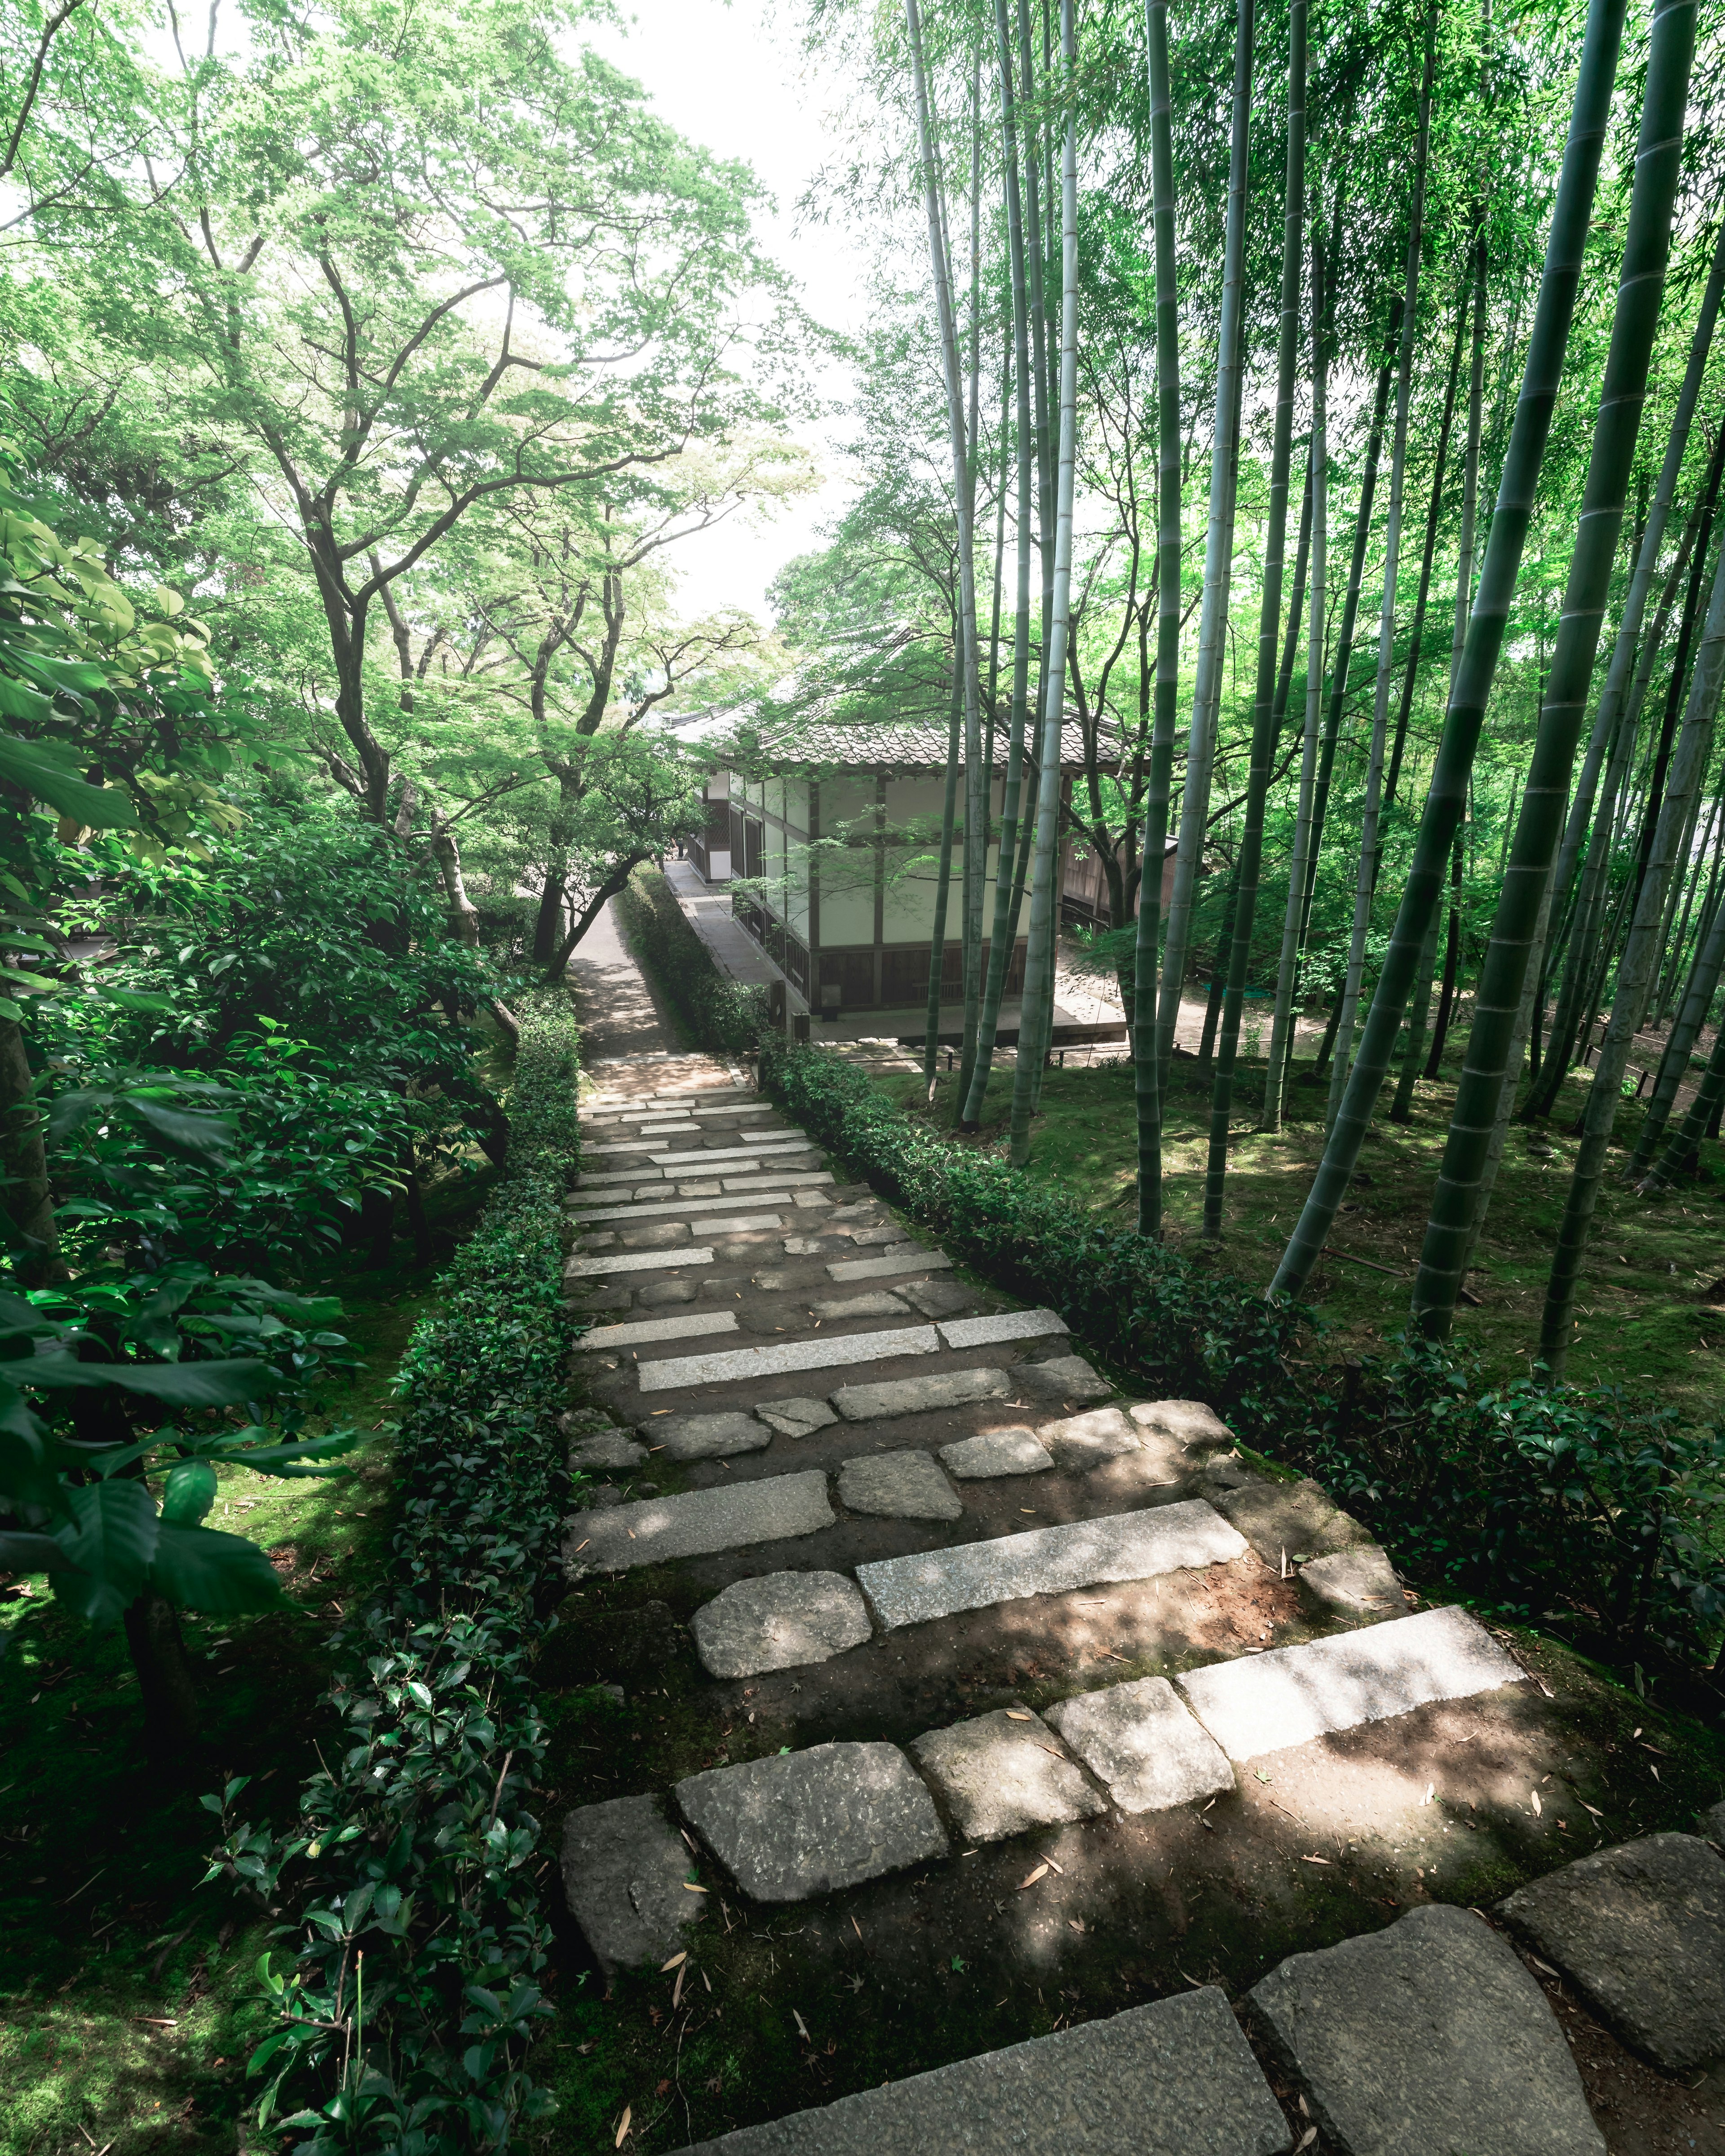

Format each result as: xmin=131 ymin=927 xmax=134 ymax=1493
xmin=857 ymin=1499 xmax=1247 ymax=1631
xmin=667 ymin=1985 xmax=1289 ymax=2155
xmin=572 ymin=1311 xmax=740 ymax=1353
xmin=646 ymin=1140 xmax=816 ymax=1166
xmin=826 ymin=1249 xmax=956 ymax=1281
xmin=566 ymin=1469 xmax=835 ymax=1574
xmin=569 ymin=1190 xmax=798 ymax=1227
xmin=635 ymin=1322 xmax=941 ymax=1393
xmin=1175 ymin=1604 xmax=1527 ymax=1760
xmin=564 ymin=1246 xmax=716 ymax=1279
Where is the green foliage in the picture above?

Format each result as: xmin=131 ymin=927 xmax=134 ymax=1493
xmin=1298 ymin=1337 xmax=1725 ymax=1664
xmin=759 ymin=1041 xmax=1308 ymax=1416
xmin=616 ymin=864 xmax=770 ymax=1054
xmin=201 ymin=991 xmax=581 ymax=2150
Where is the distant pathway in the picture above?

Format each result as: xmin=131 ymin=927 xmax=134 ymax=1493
xmin=567 ymin=895 xmax=681 ymax=1059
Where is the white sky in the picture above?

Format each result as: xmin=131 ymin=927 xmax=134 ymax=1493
xmin=590 ymin=0 xmax=871 ymax=624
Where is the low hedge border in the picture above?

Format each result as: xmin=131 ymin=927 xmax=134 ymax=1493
xmin=615 ymin=864 xmax=768 ymax=1056
xmin=204 ymin=990 xmax=583 ymax=2153
xmin=759 ymin=1042 xmax=1725 ymax=1671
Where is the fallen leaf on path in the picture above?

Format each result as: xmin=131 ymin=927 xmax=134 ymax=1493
xmin=1300 ymin=1855 xmax=1331 ymax=1864
xmin=1005 ymin=1710 xmax=1034 ymax=1722
xmin=683 ymin=1881 xmax=709 ymax=1893
xmin=792 ymin=2009 xmax=810 ymax=2041
xmin=1531 ymin=1790 xmax=1542 ymax=1816
xmin=1018 ymin=1863 xmax=1050 ymax=1889
xmin=1044 ymin=1854 xmax=1065 ymax=1874
xmin=661 ymin=1952 xmax=688 ymax=1972
xmin=614 ymin=2108 xmax=632 ymax=2148
xmin=672 ymin=1962 xmax=687 ymax=2009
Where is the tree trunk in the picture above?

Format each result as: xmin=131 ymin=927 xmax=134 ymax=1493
xmin=1642 ymin=994 xmax=1725 ymax=1188
xmin=1629 ymin=875 xmax=1725 ymax=1174
xmin=1424 ymin=829 xmax=1466 ymax=1076
xmin=1007 ymin=0 xmax=1078 ymax=1168
xmin=1132 ymin=0 xmax=1182 ymax=1231
xmin=1200 ymin=0 xmax=1305 ymax=1237
xmin=1152 ymin=0 xmax=1255 ymax=1083
xmin=1271 ymin=0 xmax=1629 ymax=1301
xmin=0 ymin=1013 xmax=66 ymax=1285
xmin=1411 ymin=0 xmax=1694 ymax=1338
xmin=432 ymin=822 xmax=482 ymax=947
xmin=124 ymin=1590 xmax=201 ymax=1766
xmin=1542 ymin=525 xmax=1725 ymax=1374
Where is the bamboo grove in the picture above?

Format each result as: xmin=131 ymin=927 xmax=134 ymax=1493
xmin=794 ymin=0 xmax=1725 ymax=1379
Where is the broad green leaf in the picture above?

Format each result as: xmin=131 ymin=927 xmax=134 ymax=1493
xmin=20 ymin=1354 xmax=280 ymax=1406
xmin=0 ymin=735 xmax=134 ymax=827
xmin=162 ymin=1458 xmax=219 ymax=1524
xmin=50 ymin=1479 xmax=159 ymax=1626
xmin=148 ymin=1520 xmax=285 ymax=1614
xmin=0 ymin=1530 xmax=84 ymax=1574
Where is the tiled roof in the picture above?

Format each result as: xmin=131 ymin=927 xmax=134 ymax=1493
xmin=730 ymin=720 xmax=1119 ymax=772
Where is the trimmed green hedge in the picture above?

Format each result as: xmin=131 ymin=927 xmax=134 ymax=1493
xmin=204 ymin=991 xmax=582 ymax=2152
xmin=758 ymin=1040 xmax=1306 ymax=1427
xmin=615 ymin=864 xmax=768 ymax=1055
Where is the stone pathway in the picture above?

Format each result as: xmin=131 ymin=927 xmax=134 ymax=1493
xmin=553 ymin=1046 xmax=1725 ymax=2153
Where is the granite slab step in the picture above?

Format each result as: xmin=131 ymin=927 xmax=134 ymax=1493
xmin=830 ymin=1367 xmax=1012 ymax=1418
xmin=560 ymin=1794 xmax=702 ymax=1975
xmin=856 ymin=1499 xmax=1247 ymax=1631
xmin=676 ymin=1740 xmax=948 ymax=1902
xmin=636 ymin=1323 xmax=940 ymax=1393
xmin=568 ymin=1191 xmax=796 ymax=1226
xmin=572 ymin=1311 xmax=739 ymax=1352
xmin=935 ymin=1308 xmax=1067 ymax=1350
xmin=647 ymin=1141 xmax=815 ymax=1166
xmin=670 ymin=1987 xmax=1291 ymax=2155
xmin=1176 ymin=1604 xmax=1526 ymax=1760
xmin=564 ymin=1471 xmax=835 ymax=1575
xmin=564 ymin=1247 xmax=716 ymax=1279
xmin=827 ymin=1248 xmax=954 ymax=1281
xmin=1043 ymin=1675 xmax=1234 ymax=1814
xmin=691 ymin=1571 xmax=874 ymax=1678
xmin=909 ymin=1707 xmax=1106 ymax=1842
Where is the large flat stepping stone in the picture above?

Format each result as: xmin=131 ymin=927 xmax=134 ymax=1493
xmin=1128 ymin=1399 xmax=1236 ymax=1451
xmin=639 ymin=1323 xmax=940 ymax=1394
xmin=810 ymin=1291 xmax=910 ymax=1320
xmin=1013 ymin=1355 xmax=1113 ymax=1404
xmin=827 ymin=1249 xmax=955 ymax=1282
xmin=831 ymin=1366 xmax=1010 ymax=1420
xmin=647 ymin=1141 xmax=814 ymax=1165
xmin=573 ymin=1310 xmax=738 ymax=1353
xmin=935 ymin=1308 xmax=1067 ymax=1350
xmin=910 ymin=1707 xmax=1106 ymax=1842
xmin=569 ymin=1428 xmax=649 ymax=1471
xmin=1177 ymin=1605 xmax=1526 ymax=1760
xmin=642 ymin=1410 xmax=773 ymax=1462
xmin=938 ymin=1427 xmax=1054 ymax=1478
xmin=671 ymin=1985 xmax=1291 ymax=2154
xmin=1250 ymin=1904 xmax=1603 ymax=2156
xmin=565 ymin=1471 xmax=834 ymax=1576
xmin=692 ymin=1572 xmax=872 ymax=1678
xmin=1498 ymin=1832 xmax=1725 ymax=2073
xmin=560 ymin=1794 xmax=701 ymax=1975
xmin=1044 ymin=1675 xmax=1234 ymax=1814
xmin=857 ymin=1499 xmax=1246 ymax=1631
xmin=1212 ymin=1475 xmax=1374 ymax=1563
xmin=837 ymin=1449 xmax=963 ymax=1520
xmin=753 ymin=1396 xmax=837 ymax=1438
xmin=897 ymin=1277 xmax=978 ymax=1319
xmin=1038 ymin=1405 xmax=1141 ymax=1469
xmin=675 ymin=1741 xmax=947 ymax=1902
xmin=568 ymin=1190 xmax=794 ymax=1226
xmin=1298 ymin=1546 xmax=1402 ymax=1616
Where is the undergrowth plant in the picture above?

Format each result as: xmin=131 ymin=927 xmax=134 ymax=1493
xmin=615 ymin=866 xmax=768 ymax=1055
xmin=202 ymin=990 xmax=583 ymax=2152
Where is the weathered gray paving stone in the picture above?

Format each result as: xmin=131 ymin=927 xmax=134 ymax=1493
xmin=1249 ymin=1903 xmax=1603 ymax=2156
xmin=910 ymin=1708 xmax=1106 ymax=1842
xmin=565 ymin=1471 xmax=833 ymax=1576
xmin=790 ymin=1190 xmax=831 ymax=1209
xmin=578 ymin=1166 xmax=663 ymax=1187
xmin=641 ymin=1410 xmax=773 ymax=1462
xmin=637 ymin=1278 xmax=700 ymax=1307
xmin=838 ymin=1449 xmax=963 ymax=1521
xmin=1212 ymin=1475 xmax=1373 ymax=1564
xmin=675 ymin=1741 xmax=947 ymax=1902
xmin=1011 ymin=1355 xmax=1113 ymax=1405
xmin=858 ymin=1500 xmax=1246 ymax=1631
xmin=618 ymin=1221 xmax=690 ymax=1250
xmin=827 ymin=1250 xmax=957 ymax=1282
xmin=831 ymin=1366 xmax=1011 ymax=1420
xmin=567 ymin=1286 xmax=631 ymax=1314
xmin=936 ymin=1307 xmax=1067 ymax=1350
xmin=569 ymin=1250 xmax=716 ymax=1276
xmin=849 ymin=1224 xmax=911 ymax=1246
xmin=783 ymin=1235 xmax=842 ymax=1257
xmin=569 ymin=1428 xmax=649 ymax=1472
xmin=560 ymin=1794 xmax=701 ymax=1975
xmin=574 ymin=1311 xmax=739 ymax=1353
xmin=1299 ymin=1546 xmax=1402 ymax=1616
xmin=896 ymin=1277 xmax=978 ymax=1319
xmin=569 ymin=1190 xmax=792 ymax=1226
xmin=576 ymin=1230 xmax=619 ymax=1250
xmin=699 ymin=1212 xmax=788 ymax=1234
xmin=648 ymin=1142 xmax=812 ymax=1166
xmin=752 ymin=1396 xmax=837 ymax=1439
xmin=749 ymin=1270 xmax=798 ymax=1292
xmin=1044 ymin=1676 xmax=1234 ymax=1814
xmin=677 ymin=1179 xmax=724 ymax=1197
xmin=639 ymin=1324 xmax=939 ymax=1394
xmin=823 ymin=1200 xmax=887 ymax=1221
xmin=1177 ymin=1605 xmax=1526 ymax=1760
xmin=670 ymin=1986 xmax=1291 ymax=2156
xmin=691 ymin=1572 xmax=872 ymax=1678
xmin=809 ymin=1291 xmax=909 ymax=1320
xmin=938 ymin=1427 xmax=1054 ymax=1479
xmin=1497 ymin=1833 xmax=1725 ymax=2073
xmin=1128 ymin=1398 xmax=1235 ymax=1451
xmin=1037 ymin=1406 xmax=1141 ymax=1469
